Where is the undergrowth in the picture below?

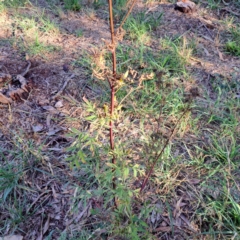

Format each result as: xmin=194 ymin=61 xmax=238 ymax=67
xmin=0 ymin=0 xmax=239 ymax=239
xmin=225 ymin=26 xmax=240 ymax=57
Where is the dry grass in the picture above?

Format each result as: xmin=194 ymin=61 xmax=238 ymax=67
xmin=0 ymin=0 xmax=239 ymax=239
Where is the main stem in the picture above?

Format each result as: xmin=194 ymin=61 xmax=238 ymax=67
xmin=108 ymin=0 xmax=117 ymax=200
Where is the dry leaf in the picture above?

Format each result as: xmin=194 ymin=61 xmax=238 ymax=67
xmin=180 ymin=214 xmax=197 ymax=232
xmin=36 ymin=233 xmax=43 ymax=240
xmin=0 ymin=236 xmax=23 ymax=240
xmin=0 ymin=73 xmax=11 ymax=82
xmin=217 ymin=48 xmax=225 ymax=61
xmin=55 ymin=100 xmax=63 ymax=108
xmin=15 ymin=75 xmax=28 ymax=92
xmin=202 ymin=47 xmax=210 ymax=56
xmin=188 ymin=178 xmax=201 ymax=184
xmin=0 ymin=92 xmax=13 ymax=104
xmin=32 ymin=125 xmax=44 ymax=133
xmin=46 ymin=114 xmax=52 ymax=127
xmin=51 ymin=185 xmax=58 ymax=199
xmin=153 ymin=226 xmax=178 ymax=232
xmin=47 ymin=127 xmax=63 ymax=136
xmin=42 ymin=106 xmax=59 ymax=114
xmin=43 ymin=215 xmax=50 ymax=235
xmin=173 ymin=197 xmax=183 ymax=218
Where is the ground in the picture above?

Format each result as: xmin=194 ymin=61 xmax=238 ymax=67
xmin=0 ymin=0 xmax=239 ymax=239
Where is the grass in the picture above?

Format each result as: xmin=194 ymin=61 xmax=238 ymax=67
xmin=75 ymin=29 xmax=83 ymax=37
xmin=0 ymin=0 xmax=30 ymax=8
xmin=0 ymin=0 xmax=240 ymax=239
xmin=124 ymin=12 xmax=163 ymax=43
xmin=0 ymin=4 xmax=61 ymax=56
xmin=64 ymin=0 xmax=81 ymax=11
xmin=225 ymin=27 xmax=240 ymax=57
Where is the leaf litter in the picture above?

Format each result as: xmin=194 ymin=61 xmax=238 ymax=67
xmin=0 ymin=0 xmax=239 ymax=239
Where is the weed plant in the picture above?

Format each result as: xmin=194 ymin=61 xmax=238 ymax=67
xmin=225 ymin=27 xmax=240 ymax=57
xmin=0 ymin=0 xmax=240 ymax=239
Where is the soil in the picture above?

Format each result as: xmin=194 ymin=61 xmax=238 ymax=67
xmin=0 ymin=0 xmax=239 ymax=239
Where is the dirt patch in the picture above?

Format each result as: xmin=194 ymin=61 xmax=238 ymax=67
xmin=0 ymin=0 xmax=239 ymax=239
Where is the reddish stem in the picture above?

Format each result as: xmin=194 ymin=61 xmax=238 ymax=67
xmin=140 ymin=105 xmax=191 ymax=193
xmin=108 ymin=0 xmax=117 ymax=204
xmin=119 ymin=0 xmax=138 ymax=30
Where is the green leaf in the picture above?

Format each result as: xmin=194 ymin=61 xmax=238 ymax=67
xmin=78 ymin=150 xmax=86 ymax=163
xmin=85 ymin=115 xmax=97 ymax=121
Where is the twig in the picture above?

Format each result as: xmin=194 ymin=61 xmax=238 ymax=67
xmin=118 ymin=0 xmax=138 ymax=30
xmin=199 ymin=21 xmax=214 ymax=40
xmin=20 ymin=61 xmax=31 ymax=77
xmin=51 ymin=74 xmax=75 ymax=100
xmin=140 ymin=103 xmax=191 ymax=193
xmin=221 ymin=8 xmax=240 ymax=17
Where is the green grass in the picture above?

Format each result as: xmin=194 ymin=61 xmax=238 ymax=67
xmin=225 ymin=27 xmax=240 ymax=56
xmin=124 ymin=12 xmax=163 ymax=43
xmin=225 ymin=41 xmax=240 ymax=56
xmin=27 ymin=34 xmax=58 ymax=55
xmin=0 ymin=0 xmax=30 ymax=8
xmin=64 ymin=0 xmax=81 ymax=11
xmin=0 ymin=8 xmax=60 ymax=56
xmin=75 ymin=29 xmax=84 ymax=37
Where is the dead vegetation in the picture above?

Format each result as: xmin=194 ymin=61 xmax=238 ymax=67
xmin=0 ymin=0 xmax=239 ymax=239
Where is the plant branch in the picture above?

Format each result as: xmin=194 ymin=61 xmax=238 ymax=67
xmin=140 ymin=103 xmax=191 ymax=193
xmin=118 ymin=0 xmax=138 ymax=30
xmin=108 ymin=0 xmax=117 ymax=206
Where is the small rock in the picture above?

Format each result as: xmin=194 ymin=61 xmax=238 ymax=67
xmin=55 ymin=100 xmax=63 ymax=108
xmin=175 ymin=0 xmax=196 ymax=13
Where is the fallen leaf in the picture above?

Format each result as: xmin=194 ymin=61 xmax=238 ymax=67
xmin=47 ymin=127 xmax=63 ymax=136
xmin=180 ymin=214 xmax=197 ymax=232
xmin=36 ymin=233 xmax=43 ymax=240
xmin=43 ymin=215 xmax=50 ymax=235
xmin=188 ymin=178 xmax=201 ymax=184
xmin=217 ymin=48 xmax=225 ymax=61
xmin=48 ymin=147 xmax=64 ymax=152
xmin=203 ymin=47 xmax=210 ymax=56
xmin=0 ymin=73 xmax=11 ymax=82
xmin=150 ymin=203 xmax=162 ymax=224
xmin=0 ymin=92 xmax=12 ymax=104
xmin=51 ymin=185 xmax=58 ymax=199
xmin=173 ymin=197 xmax=183 ymax=218
xmin=15 ymin=75 xmax=28 ymax=92
xmin=153 ymin=226 xmax=178 ymax=232
xmin=38 ymin=99 xmax=49 ymax=106
xmin=0 ymin=236 xmax=23 ymax=240
xmin=46 ymin=114 xmax=52 ymax=127
xmin=42 ymin=106 xmax=59 ymax=114
xmin=55 ymin=100 xmax=63 ymax=108
xmin=32 ymin=125 xmax=44 ymax=133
